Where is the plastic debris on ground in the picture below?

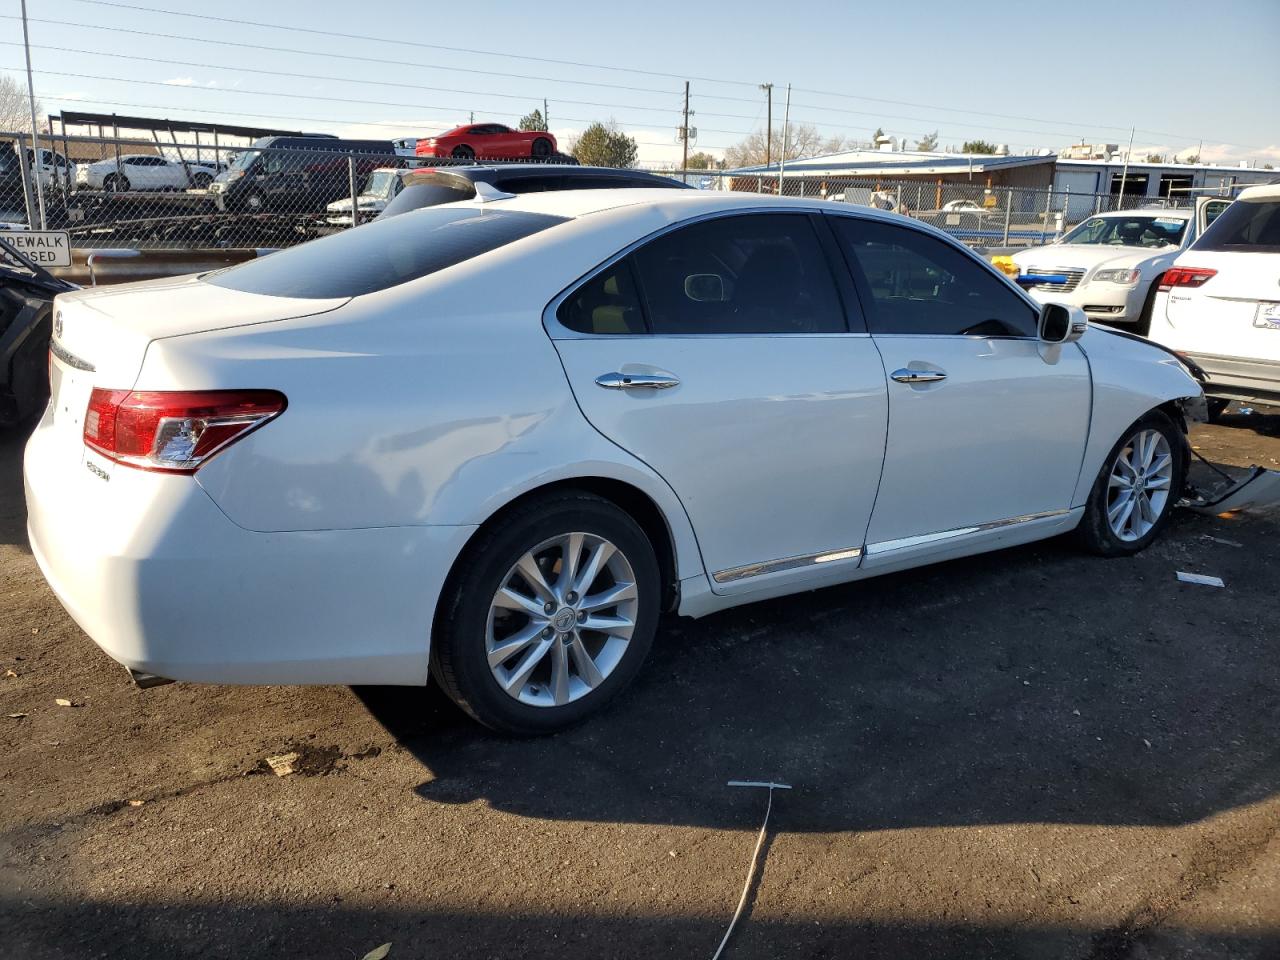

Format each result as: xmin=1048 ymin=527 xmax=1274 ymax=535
xmin=1176 ymin=571 xmax=1225 ymax=588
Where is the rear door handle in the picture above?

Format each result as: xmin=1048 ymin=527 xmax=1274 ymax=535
xmin=595 ymin=372 xmax=681 ymax=390
xmin=890 ymin=368 xmax=947 ymax=384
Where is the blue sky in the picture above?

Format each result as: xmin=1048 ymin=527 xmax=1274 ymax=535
xmin=3 ymin=0 xmax=1278 ymax=166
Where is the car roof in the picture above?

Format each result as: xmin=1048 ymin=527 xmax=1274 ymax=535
xmin=1091 ymin=207 xmax=1192 ymax=220
xmin=1238 ymin=183 xmax=1280 ymax=201
xmin=403 ymin=164 xmax=683 ymax=186
xmin=459 ymin=187 xmax=902 ymax=222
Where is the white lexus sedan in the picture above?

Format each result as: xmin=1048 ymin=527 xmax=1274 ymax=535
xmin=26 ymin=190 xmax=1207 ymax=734
xmin=75 ymin=154 xmax=220 ymax=192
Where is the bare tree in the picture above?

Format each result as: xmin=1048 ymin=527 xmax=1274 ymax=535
xmin=724 ymin=124 xmax=856 ymax=167
xmin=0 ymin=74 xmax=41 ymax=133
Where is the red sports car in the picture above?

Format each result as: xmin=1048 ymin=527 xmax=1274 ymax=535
xmin=415 ymin=124 xmax=558 ymax=161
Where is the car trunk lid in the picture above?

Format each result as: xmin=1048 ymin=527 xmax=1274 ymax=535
xmin=47 ymin=274 xmax=347 ymax=448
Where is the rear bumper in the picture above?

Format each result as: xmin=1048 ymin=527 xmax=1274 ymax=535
xmin=1181 ymin=352 xmax=1280 ymax=405
xmin=24 ymin=414 xmax=475 ymax=686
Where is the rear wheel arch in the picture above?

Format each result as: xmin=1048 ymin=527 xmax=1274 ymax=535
xmin=437 ymin=478 xmax=681 ymax=631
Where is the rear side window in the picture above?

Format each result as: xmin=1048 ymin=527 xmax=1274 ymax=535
xmin=631 ymin=213 xmax=846 ymax=335
xmin=831 ymin=217 xmax=1037 ymax=338
xmin=1195 ymin=199 xmax=1280 ymax=253
xmin=558 ymin=259 xmax=647 ymax=335
xmin=205 ymin=208 xmax=566 ymax=298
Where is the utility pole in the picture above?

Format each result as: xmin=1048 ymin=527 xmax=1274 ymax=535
xmin=760 ymin=83 xmax=774 ymax=167
xmin=20 ymin=0 xmax=46 ymax=229
xmin=543 ymin=98 xmax=549 ymax=131
xmin=1117 ymin=125 xmax=1134 ymax=209
xmin=777 ymin=83 xmax=791 ymax=195
xmin=681 ymin=81 xmax=691 ymax=173
xmin=469 ymin=111 xmax=474 ymax=124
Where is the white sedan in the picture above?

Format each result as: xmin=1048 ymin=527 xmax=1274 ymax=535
xmin=75 ymin=154 xmax=220 ymax=192
xmin=1011 ymin=200 xmax=1230 ymax=331
xmin=26 ymin=190 xmax=1206 ymax=734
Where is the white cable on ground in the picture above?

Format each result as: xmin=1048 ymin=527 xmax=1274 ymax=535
xmin=710 ymin=780 xmax=792 ymax=960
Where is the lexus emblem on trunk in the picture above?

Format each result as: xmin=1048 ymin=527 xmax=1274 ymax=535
xmin=53 ymin=312 xmax=63 ymax=340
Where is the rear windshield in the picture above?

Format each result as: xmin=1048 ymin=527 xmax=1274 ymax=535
xmin=205 ymin=207 xmax=567 ymax=298
xmin=1194 ymin=198 xmax=1280 ymax=253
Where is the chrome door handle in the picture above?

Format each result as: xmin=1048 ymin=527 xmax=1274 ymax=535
xmin=595 ymin=372 xmax=681 ymax=390
xmin=890 ymin=368 xmax=947 ymax=384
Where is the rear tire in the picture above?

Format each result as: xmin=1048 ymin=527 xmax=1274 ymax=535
xmin=103 ymin=173 xmax=129 ymax=192
xmin=451 ymin=145 xmax=475 ymax=160
xmin=431 ymin=492 xmax=660 ymax=736
xmin=1076 ymin=410 xmax=1185 ymax=557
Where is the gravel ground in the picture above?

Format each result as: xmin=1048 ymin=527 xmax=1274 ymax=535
xmin=1 ymin=406 xmax=1278 ymax=960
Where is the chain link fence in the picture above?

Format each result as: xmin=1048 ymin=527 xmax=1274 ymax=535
xmin=2 ymin=131 xmax=1232 ymax=254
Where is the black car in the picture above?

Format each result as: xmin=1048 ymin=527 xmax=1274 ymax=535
xmin=376 ymin=164 xmax=690 ymax=220
xmin=210 ymin=136 xmax=397 ymax=214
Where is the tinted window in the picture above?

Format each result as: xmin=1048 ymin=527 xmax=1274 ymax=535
xmin=558 ymin=259 xmax=647 ymax=335
xmin=376 ymin=180 xmax=476 ymax=219
xmin=832 ymin=217 xmax=1037 ymax=337
xmin=631 ymin=214 xmax=845 ymax=334
xmin=1195 ymin=198 xmax=1280 ymax=253
xmin=205 ymin=208 xmax=566 ymax=299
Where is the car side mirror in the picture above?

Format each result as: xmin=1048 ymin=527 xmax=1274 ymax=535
xmin=684 ymin=273 xmax=727 ymax=302
xmin=1038 ymin=302 xmax=1086 ymax=344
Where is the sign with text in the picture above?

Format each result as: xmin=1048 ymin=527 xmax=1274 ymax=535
xmin=3 ymin=231 xmax=72 ymax=267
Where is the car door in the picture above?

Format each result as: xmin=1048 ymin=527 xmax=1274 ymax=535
xmin=548 ymin=210 xmax=888 ymax=596
xmin=827 ymin=214 xmax=1092 ymax=568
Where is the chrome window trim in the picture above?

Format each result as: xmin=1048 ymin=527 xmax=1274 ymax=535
xmin=864 ymin=509 xmax=1070 ymax=556
xmin=543 ymin=206 xmax=860 ymax=340
xmin=713 ymin=546 xmax=863 ymax=584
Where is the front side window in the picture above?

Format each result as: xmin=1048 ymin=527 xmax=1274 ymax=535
xmin=630 ymin=213 xmax=846 ymax=335
xmin=832 ymin=217 xmax=1037 ymax=338
xmin=1194 ymin=198 xmax=1280 ymax=253
xmin=206 ymin=207 xmax=567 ymax=299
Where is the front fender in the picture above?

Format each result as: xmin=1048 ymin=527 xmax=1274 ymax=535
xmin=1072 ymin=327 xmax=1204 ymax=506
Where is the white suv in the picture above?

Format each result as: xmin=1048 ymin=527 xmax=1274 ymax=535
xmin=1147 ymin=184 xmax=1280 ymax=416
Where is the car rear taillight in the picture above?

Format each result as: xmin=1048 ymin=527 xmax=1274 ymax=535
xmin=1158 ymin=267 xmax=1218 ymax=292
xmin=83 ymin=389 xmax=286 ymax=473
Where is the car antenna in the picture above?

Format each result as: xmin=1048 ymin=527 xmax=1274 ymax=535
xmin=472 ymin=182 xmax=516 ymax=204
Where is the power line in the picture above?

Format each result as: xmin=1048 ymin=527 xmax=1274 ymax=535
xmin=60 ymin=0 xmax=760 ymax=89
xmin=42 ymin=3 xmax=1260 ymax=149
xmin=29 ymin=93 xmax=685 ymax=150
xmin=16 ymin=65 xmax=750 ymax=140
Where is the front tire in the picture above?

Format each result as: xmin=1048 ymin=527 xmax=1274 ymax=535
xmin=1076 ymin=410 xmax=1185 ymax=556
xmin=432 ymin=492 xmax=660 ymax=735
xmin=532 ymin=137 xmax=552 ymax=159
xmin=103 ymin=173 xmax=129 ymax=192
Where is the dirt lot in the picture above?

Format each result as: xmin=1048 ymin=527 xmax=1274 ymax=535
xmin=1 ymin=408 xmax=1278 ymax=960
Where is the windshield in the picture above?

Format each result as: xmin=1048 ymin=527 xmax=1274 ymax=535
xmin=205 ymin=207 xmax=567 ymax=298
xmin=363 ymin=170 xmax=399 ymax=199
xmin=229 ymin=150 xmax=259 ymax=172
xmin=1060 ymin=215 xmax=1187 ymax=248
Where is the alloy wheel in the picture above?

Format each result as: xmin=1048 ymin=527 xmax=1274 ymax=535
xmin=1107 ymin=428 xmax=1174 ymax=541
xmin=485 ymin=532 xmax=638 ymax=708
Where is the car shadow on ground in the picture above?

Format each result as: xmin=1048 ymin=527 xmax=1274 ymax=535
xmin=356 ymin=502 xmax=1280 ymax=836
xmin=7 ymin=895 xmax=1277 ymax=960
